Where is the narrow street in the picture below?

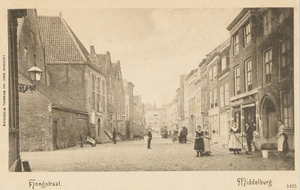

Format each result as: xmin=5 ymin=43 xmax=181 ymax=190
xmin=20 ymin=138 xmax=294 ymax=172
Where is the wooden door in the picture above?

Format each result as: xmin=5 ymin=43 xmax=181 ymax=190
xmin=268 ymin=112 xmax=277 ymax=137
xmin=53 ymin=120 xmax=58 ymax=150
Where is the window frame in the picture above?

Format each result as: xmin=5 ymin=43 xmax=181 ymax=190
xmin=224 ymin=82 xmax=229 ymax=105
xmin=210 ymin=90 xmax=213 ymax=108
xmin=279 ymin=39 xmax=291 ymax=80
xmin=263 ymin=10 xmax=272 ymax=36
xmin=214 ymin=88 xmax=217 ymax=107
xmin=244 ymin=22 xmax=251 ymax=46
xmin=245 ymin=58 xmax=252 ymax=92
xmin=213 ymin=65 xmax=217 ymax=78
xmin=264 ymin=48 xmax=273 ymax=85
xmin=220 ymin=85 xmax=224 ymax=107
xmin=281 ymin=91 xmax=293 ymax=132
xmin=91 ymin=74 xmax=95 ymax=110
xmin=233 ymin=33 xmax=239 ymax=55
xmin=234 ymin=66 xmax=241 ymax=95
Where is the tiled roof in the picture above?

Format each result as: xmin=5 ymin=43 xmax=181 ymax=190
xmin=38 ymin=16 xmax=90 ymax=63
xmin=19 ymin=73 xmax=88 ymax=114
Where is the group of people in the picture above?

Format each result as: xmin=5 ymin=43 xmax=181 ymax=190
xmin=228 ymin=120 xmax=289 ymax=157
xmin=194 ymin=125 xmax=211 ymax=157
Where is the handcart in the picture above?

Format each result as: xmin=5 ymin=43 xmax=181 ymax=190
xmin=85 ymin=136 xmax=96 ymax=147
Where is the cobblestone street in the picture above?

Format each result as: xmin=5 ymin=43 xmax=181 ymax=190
xmin=20 ymin=137 xmax=294 ymax=172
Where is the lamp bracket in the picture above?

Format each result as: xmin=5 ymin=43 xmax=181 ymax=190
xmin=18 ymin=83 xmax=35 ymax=93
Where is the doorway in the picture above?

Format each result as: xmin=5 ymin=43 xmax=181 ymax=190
xmin=53 ymin=120 xmax=58 ymax=150
xmin=263 ymin=99 xmax=276 ymax=138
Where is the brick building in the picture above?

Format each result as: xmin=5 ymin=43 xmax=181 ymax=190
xmin=17 ymin=10 xmax=89 ymax=151
xmin=227 ymin=8 xmax=294 ymax=149
xmin=38 ymin=13 xmax=105 ymax=143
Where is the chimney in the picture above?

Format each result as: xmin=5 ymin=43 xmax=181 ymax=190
xmin=59 ymin=12 xmax=62 ymax=17
xmin=90 ymin=45 xmax=96 ymax=55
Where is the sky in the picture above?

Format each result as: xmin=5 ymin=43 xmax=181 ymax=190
xmin=37 ymin=8 xmax=243 ymax=107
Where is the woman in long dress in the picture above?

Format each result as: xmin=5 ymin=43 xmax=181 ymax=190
xmin=203 ymin=125 xmax=211 ymax=155
xmin=276 ymin=120 xmax=289 ymax=157
xmin=194 ymin=126 xmax=204 ymax=157
xmin=229 ymin=122 xmax=241 ymax=154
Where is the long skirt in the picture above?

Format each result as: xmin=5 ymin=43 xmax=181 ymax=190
xmin=277 ymin=134 xmax=284 ymax=151
xmin=278 ymin=133 xmax=289 ymax=154
xmin=229 ymin=134 xmax=241 ymax=152
xmin=203 ymin=138 xmax=211 ymax=152
xmin=194 ymin=138 xmax=204 ymax=151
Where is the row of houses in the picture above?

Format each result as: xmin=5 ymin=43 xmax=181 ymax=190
xmin=10 ymin=9 xmax=146 ymax=157
xmin=165 ymin=8 xmax=294 ymax=150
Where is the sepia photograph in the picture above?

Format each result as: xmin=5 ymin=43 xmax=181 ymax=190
xmin=1 ymin=0 xmax=299 ymax=189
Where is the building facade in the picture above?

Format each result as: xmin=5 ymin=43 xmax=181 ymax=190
xmin=38 ymin=13 xmax=105 ymax=143
xmin=145 ymin=104 xmax=167 ymax=137
xmin=15 ymin=10 xmax=89 ymax=153
xmin=123 ymin=80 xmax=134 ymax=139
xmin=133 ymin=95 xmax=145 ymax=137
xmin=227 ymin=8 xmax=294 ymax=149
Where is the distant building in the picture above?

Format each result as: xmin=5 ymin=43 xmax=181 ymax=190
xmin=133 ymin=95 xmax=145 ymax=137
xmin=144 ymin=104 xmax=167 ymax=137
xmin=184 ymin=69 xmax=197 ymax=138
xmin=123 ymin=80 xmax=134 ymax=139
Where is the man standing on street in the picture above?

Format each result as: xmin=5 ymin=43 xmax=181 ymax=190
xmin=79 ymin=131 xmax=85 ymax=148
xmin=147 ymin=128 xmax=152 ymax=149
xmin=245 ymin=123 xmax=254 ymax=152
xmin=113 ymin=128 xmax=117 ymax=144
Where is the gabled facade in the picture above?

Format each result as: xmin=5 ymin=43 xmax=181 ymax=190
xmin=38 ymin=13 xmax=105 ymax=143
xmin=17 ymin=10 xmax=89 ymax=152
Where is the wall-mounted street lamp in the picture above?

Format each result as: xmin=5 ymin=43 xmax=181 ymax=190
xmin=18 ymin=66 xmax=42 ymax=92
